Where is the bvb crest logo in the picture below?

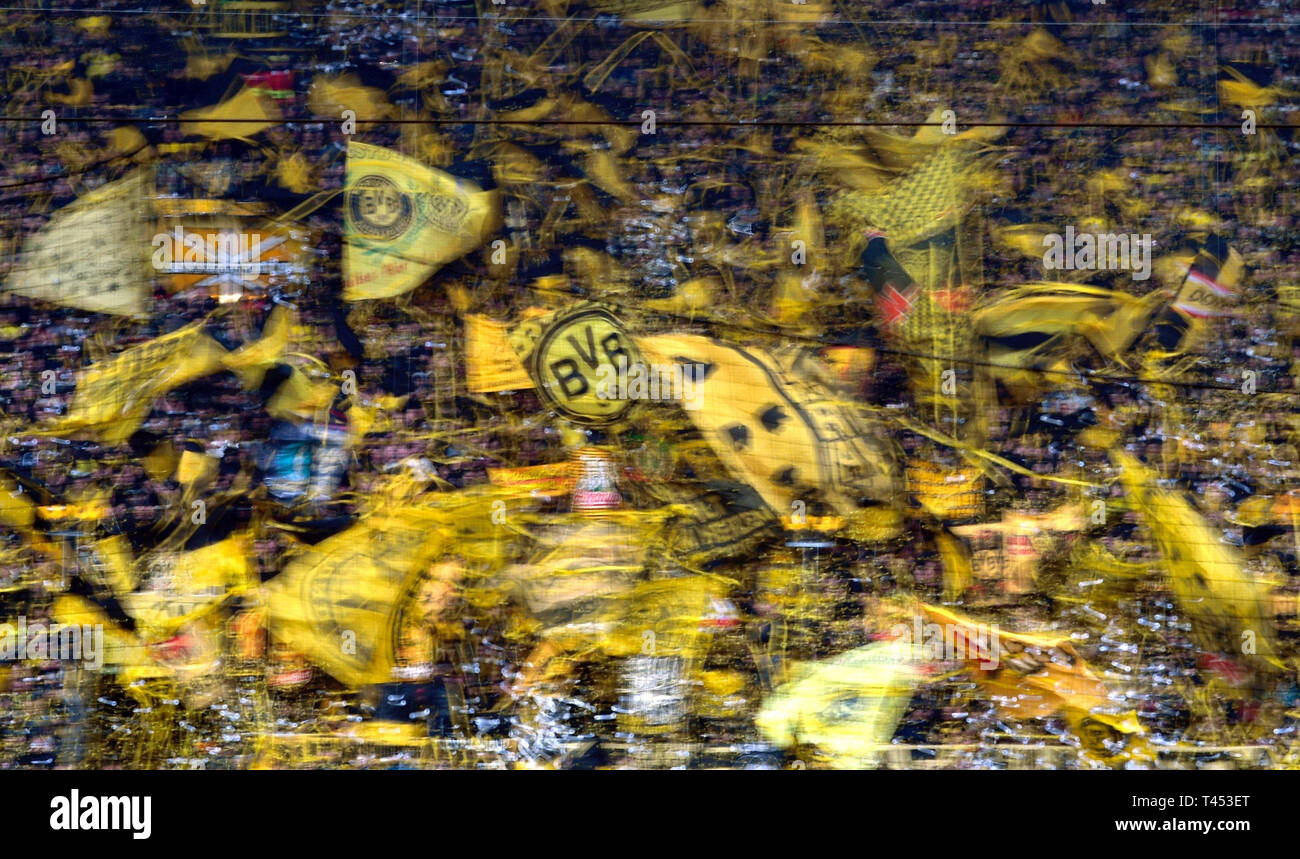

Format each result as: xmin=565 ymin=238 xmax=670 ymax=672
xmin=347 ymin=174 xmax=413 ymax=241
xmin=523 ymin=305 xmax=643 ymax=425
xmin=424 ymin=193 xmax=470 ymax=233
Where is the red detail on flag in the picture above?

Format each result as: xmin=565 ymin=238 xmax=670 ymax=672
xmin=1187 ymin=268 xmax=1235 ymax=298
xmin=932 ymin=285 xmax=972 ymax=313
xmin=150 ymin=633 xmax=196 ymax=665
xmin=876 ymin=284 xmax=918 ymax=326
xmin=1173 ymin=302 xmax=1217 ymax=320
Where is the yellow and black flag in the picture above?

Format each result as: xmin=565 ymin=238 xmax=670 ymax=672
xmin=41 ymin=320 xmax=228 ymax=444
xmin=1114 ymin=451 xmax=1284 ymax=676
xmin=342 ymin=141 xmax=501 ymax=300
xmin=637 ymin=333 xmax=903 ymax=540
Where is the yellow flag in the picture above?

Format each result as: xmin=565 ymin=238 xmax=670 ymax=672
xmin=343 ymin=141 xmax=501 ymax=300
xmin=91 ymin=534 xmax=137 ymax=596
xmin=1146 ymin=52 xmax=1177 ymax=88
xmin=123 ymin=535 xmax=254 ymax=635
xmin=770 ymin=193 xmax=824 ymax=327
xmin=506 ymin=518 xmax=649 ymax=618
xmin=643 ymin=277 xmax=717 ymax=318
xmin=1114 ymin=450 xmax=1283 ymax=672
xmin=638 ymin=334 xmax=903 ymax=539
xmin=1169 ymin=239 xmax=1243 ymax=322
xmin=0 ymin=475 xmax=36 ymax=534
xmin=49 ymin=320 xmax=229 ymax=444
xmin=221 ymin=304 xmax=293 ymax=389
xmin=75 ymin=15 xmax=111 ymax=35
xmin=4 ymin=171 xmax=153 ymax=316
xmin=919 ymin=602 xmax=1148 ymax=763
xmin=487 ymin=462 xmax=574 ymax=495
xmin=307 ymin=73 xmax=396 ymax=126
xmin=465 ymin=314 xmax=533 ymax=393
xmin=834 ymin=143 xmax=972 ymax=251
xmin=975 ymin=283 xmax=1167 ymax=371
xmin=595 ymin=575 xmax=722 ymax=660
xmin=266 ymin=509 xmax=448 ymax=687
xmin=51 ymin=595 xmax=154 ymax=671
xmin=183 ymin=49 xmax=235 ymax=81
xmin=994 ymin=223 xmax=1055 ymax=258
xmin=1218 ymin=76 xmax=1284 ymax=108
xmin=273 ymin=150 xmax=318 ymax=194
xmin=756 ymin=639 xmax=923 ymax=769
xmin=175 ymin=444 xmax=218 ymax=492
xmin=180 ymin=83 xmax=281 ymax=142
xmin=264 ymin=355 xmax=337 ymax=423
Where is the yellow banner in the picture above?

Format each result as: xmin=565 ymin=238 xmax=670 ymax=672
xmin=757 ymin=639 xmax=923 ymax=769
xmin=1115 ymin=450 xmax=1283 ymax=672
xmin=343 ymin=142 xmax=500 ymax=300
xmin=920 ymin=602 xmax=1146 ymax=762
xmin=221 ymin=305 xmax=293 ymax=389
xmin=487 ymin=462 xmax=574 ymax=495
xmin=509 ymin=303 xmax=644 ymax=425
xmin=179 ymin=83 xmax=281 ymax=142
xmin=465 ymin=314 xmax=533 ymax=393
xmin=123 ymin=535 xmax=254 ymax=635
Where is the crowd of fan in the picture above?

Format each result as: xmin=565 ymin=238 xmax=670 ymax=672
xmin=0 ymin=0 xmax=1298 ymax=767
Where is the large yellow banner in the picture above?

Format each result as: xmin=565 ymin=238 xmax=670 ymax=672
xmin=638 ymin=333 xmax=902 ymax=537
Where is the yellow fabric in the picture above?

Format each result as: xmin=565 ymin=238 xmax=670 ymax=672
xmin=175 ymin=447 xmax=218 ymax=490
xmin=123 ymin=535 xmax=254 ymax=636
xmin=307 ymin=73 xmax=396 ymax=124
xmin=638 ymin=333 xmax=902 ymax=535
xmin=907 ymin=460 xmax=983 ymax=521
xmin=48 ymin=320 xmax=229 ymax=444
xmin=342 ymin=141 xmax=501 ymax=300
xmin=180 ymin=83 xmax=281 ymax=143
xmin=4 ymin=171 xmax=153 ymax=316
xmin=0 ymin=475 xmax=36 ymax=534
xmin=1114 ymin=451 xmax=1283 ymax=672
xmin=266 ymin=508 xmax=449 ymax=687
xmin=222 ymin=304 xmax=293 ymax=390
xmin=264 ymin=357 xmax=337 ymax=423
xmin=92 ymin=534 xmax=137 ymax=596
xmin=51 ymin=595 xmax=154 ymax=671
xmin=1146 ymin=52 xmax=1177 ymax=88
xmin=487 ymin=462 xmax=574 ymax=495
xmin=465 ymin=314 xmax=533 ymax=393
xmin=142 ymin=442 xmax=178 ymax=482
xmin=75 ymin=15 xmax=112 ymax=35
xmin=756 ymin=639 xmax=922 ymax=768
xmin=920 ymin=603 xmax=1145 ymax=750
